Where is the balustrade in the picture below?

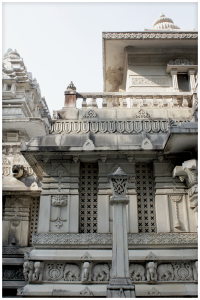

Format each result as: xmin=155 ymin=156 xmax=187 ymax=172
xmin=75 ymin=92 xmax=192 ymax=109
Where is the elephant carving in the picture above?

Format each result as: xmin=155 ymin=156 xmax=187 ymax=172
xmin=157 ymin=264 xmax=174 ymax=281
xmin=81 ymin=262 xmax=92 ymax=282
xmin=23 ymin=261 xmax=34 ymax=281
xmin=33 ymin=262 xmax=44 ymax=281
xmin=64 ymin=264 xmax=80 ymax=281
xmin=146 ymin=262 xmax=157 ymax=282
xmin=129 ymin=264 xmax=145 ymax=281
xmin=92 ymin=264 xmax=110 ymax=281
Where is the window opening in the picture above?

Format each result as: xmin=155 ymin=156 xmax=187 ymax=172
xmin=177 ymin=74 xmax=190 ymax=92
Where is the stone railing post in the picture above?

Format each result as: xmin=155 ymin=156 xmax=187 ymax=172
xmin=107 ymin=168 xmax=135 ymax=298
xmin=64 ymin=81 xmax=76 ymax=108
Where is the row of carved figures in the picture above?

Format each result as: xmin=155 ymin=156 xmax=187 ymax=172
xmin=23 ymin=260 xmax=198 ymax=283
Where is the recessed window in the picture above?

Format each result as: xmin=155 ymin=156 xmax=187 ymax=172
xmin=177 ymin=74 xmax=190 ymax=92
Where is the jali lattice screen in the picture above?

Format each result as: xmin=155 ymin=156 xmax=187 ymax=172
xmin=135 ymin=163 xmax=157 ymax=233
xmin=29 ymin=197 xmax=40 ymax=246
xmin=79 ymin=163 xmax=98 ymax=233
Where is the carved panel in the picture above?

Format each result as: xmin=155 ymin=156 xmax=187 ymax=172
xmin=130 ymin=76 xmax=169 ymax=86
xmin=3 ymin=267 xmax=24 ymax=281
xmin=172 ymin=262 xmax=193 ymax=281
xmin=129 ymin=264 xmax=145 ymax=281
xmin=92 ymin=264 xmax=110 ymax=281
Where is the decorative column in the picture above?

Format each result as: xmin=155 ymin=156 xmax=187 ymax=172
xmin=170 ymin=68 xmax=179 ymax=91
xmin=188 ymin=69 xmax=196 ymax=92
xmin=107 ymin=168 xmax=135 ymax=298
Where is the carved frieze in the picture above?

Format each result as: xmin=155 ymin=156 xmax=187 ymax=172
xmin=32 ymin=232 xmax=197 ymax=245
xmin=21 ymin=260 xmax=198 ymax=283
xmin=103 ymin=32 xmax=198 ymax=40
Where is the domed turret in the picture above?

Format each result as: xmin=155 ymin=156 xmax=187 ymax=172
xmin=152 ymin=13 xmax=180 ymax=30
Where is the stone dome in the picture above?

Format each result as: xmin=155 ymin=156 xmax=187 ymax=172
xmin=152 ymin=13 xmax=180 ymax=30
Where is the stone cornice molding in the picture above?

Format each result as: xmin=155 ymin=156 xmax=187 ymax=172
xmin=102 ymin=32 xmax=198 ymax=40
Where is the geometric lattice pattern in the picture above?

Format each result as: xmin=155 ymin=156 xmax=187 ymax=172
xmin=28 ymin=197 xmax=40 ymax=246
xmin=135 ymin=163 xmax=157 ymax=233
xmin=79 ymin=163 xmax=98 ymax=233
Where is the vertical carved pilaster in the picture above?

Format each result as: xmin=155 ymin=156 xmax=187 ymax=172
xmin=171 ymin=69 xmax=179 ymax=91
xmin=188 ymin=69 xmax=196 ymax=92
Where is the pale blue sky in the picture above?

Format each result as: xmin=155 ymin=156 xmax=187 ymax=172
xmin=2 ymin=2 xmax=198 ymax=113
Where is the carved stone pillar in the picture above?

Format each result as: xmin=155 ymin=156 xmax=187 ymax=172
xmin=170 ymin=68 xmax=179 ymax=91
xmin=107 ymin=168 xmax=135 ymax=298
xmin=188 ymin=69 xmax=196 ymax=92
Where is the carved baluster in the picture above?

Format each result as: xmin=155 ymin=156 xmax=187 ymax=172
xmin=112 ymin=96 xmax=117 ymax=107
xmin=132 ymin=97 xmax=137 ymax=107
xmin=162 ymin=96 xmax=167 ymax=107
xmin=102 ymin=96 xmax=107 ymax=108
xmin=88 ymin=97 xmax=98 ymax=108
xmin=122 ymin=96 xmax=127 ymax=107
xmin=173 ymin=95 xmax=179 ymax=107
xmin=182 ymin=96 xmax=188 ymax=107
xmin=82 ymin=98 xmax=87 ymax=108
xmin=143 ymin=96 xmax=148 ymax=107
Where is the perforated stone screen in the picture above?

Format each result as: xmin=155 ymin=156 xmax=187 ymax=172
xmin=79 ymin=163 xmax=98 ymax=233
xmin=29 ymin=197 xmax=40 ymax=246
xmin=135 ymin=163 xmax=157 ymax=233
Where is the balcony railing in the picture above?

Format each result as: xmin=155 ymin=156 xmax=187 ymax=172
xmin=76 ymin=92 xmax=193 ymax=109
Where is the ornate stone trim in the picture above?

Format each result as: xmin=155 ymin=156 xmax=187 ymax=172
xmin=2 ymin=247 xmax=33 ymax=255
xmin=32 ymin=233 xmax=197 ymax=245
xmin=50 ymin=119 xmax=181 ymax=134
xmin=103 ymin=32 xmax=198 ymax=40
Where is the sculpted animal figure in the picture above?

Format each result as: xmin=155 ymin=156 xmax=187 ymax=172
xmin=92 ymin=264 xmax=110 ymax=281
xmin=64 ymin=264 xmax=80 ymax=281
xmin=23 ymin=261 xmax=34 ymax=281
xmin=33 ymin=262 xmax=44 ymax=281
xmin=146 ymin=262 xmax=157 ymax=282
xmin=81 ymin=262 xmax=91 ymax=282
xmin=157 ymin=264 xmax=174 ymax=281
xmin=129 ymin=264 xmax=145 ymax=281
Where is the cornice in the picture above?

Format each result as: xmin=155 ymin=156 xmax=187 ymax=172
xmin=102 ymin=31 xmax=198 ymax=40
